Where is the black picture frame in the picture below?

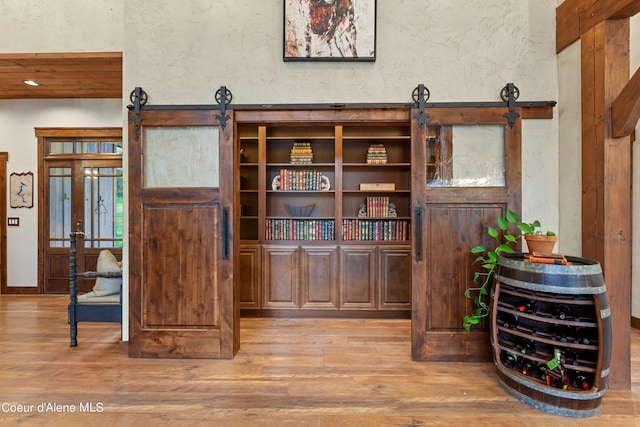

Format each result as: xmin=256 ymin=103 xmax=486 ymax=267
xmin=283 ymin=0 xmax=376 ymax=62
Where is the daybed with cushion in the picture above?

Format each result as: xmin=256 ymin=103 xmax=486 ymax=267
xmin=68 ymin=231 xmax=123 ymax=346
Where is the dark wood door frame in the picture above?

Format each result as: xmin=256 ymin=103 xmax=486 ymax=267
xmin=0 ymin=152 xmax=7 ymax=294
xmin=36 ymin=127 xmax=123 ymax=294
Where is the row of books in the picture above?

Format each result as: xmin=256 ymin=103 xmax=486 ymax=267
xmin=265 ymin=219 xmax=335 ymax=241
xmin=342 ymin=219 xmax=410 ymax=241
xmin=278 ymin=169 xmax=324 ymax=191
xmin=366 ymin=143 xmax=388 ymax=164
xmin=361 ymin=196 xmax=394 ymax=217
xmin=290 ymin=141 xmax=313 ymax=164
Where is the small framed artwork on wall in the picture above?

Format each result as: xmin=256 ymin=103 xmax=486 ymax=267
xmin=10 ymin=172 xmax=34 ymax=208
xmin=284 ymin=0 xmax=376 ymax=62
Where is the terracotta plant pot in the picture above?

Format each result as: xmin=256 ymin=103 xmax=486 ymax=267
xmin=525 ymin=234 xmax=558 ymax=254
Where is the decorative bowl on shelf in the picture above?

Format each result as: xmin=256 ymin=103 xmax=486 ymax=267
xmin=284 ymin=203 xmax=315 ymax=217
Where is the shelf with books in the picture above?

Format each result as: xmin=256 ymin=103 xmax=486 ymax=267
xmin=265 ymin=125 xmax=335 ymax=164
xmin=267 ymin=167 xmax=334 ymax=192
xmin=342 ymin=192 xmax=410 ymax=225
xmin=341 ymin=218 xmax=410 ymax=242
xmin=239 ymin=127 xmax=260 ymax=242
xmin=265 ymin=218 xmax=336 ymax=241
xmin=342 ymin=127 xmax=410 ymax=163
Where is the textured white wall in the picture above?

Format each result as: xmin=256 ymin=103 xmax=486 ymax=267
xmin=557 ymin=41 xmax=582 ymax=256
xmin=0 ymin=0 xmax=122 ymax=52
xmin=123 ymin=0 xmax=558 ymax=104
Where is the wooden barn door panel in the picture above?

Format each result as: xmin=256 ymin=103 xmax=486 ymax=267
xmin=128 ymin=109 xmax=236 ymax=359
xmin=411 ymin=108 xmax=522 ymax=362
xmin=426 ymin=205 xmax=504 ymax=329
xmin=142 ymin=205 xmax=219 ymax=327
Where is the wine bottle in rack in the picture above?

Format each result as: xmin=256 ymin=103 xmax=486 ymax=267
xmin=517 ymin=337 xmax=536 ymax=355
xmin=536 ymin=364 xmax=548 ymax=383
xmin=574 ymin=326 xmax=595 ymax=345
xmin=515 ymin=299 xmax=533 ymax=313
xmin=570 ymin=371 xmax=593 ymax=391
xmin=546 ymin=348 xmax=570 ymax=389
xmin=500 ymin=350 xmax=518 ymax=370
xmin=521 ymin=359 xmax=538 ymax=376
xmin=553 ymin=324 xmax=571 ymax=343
xmin=562 ymin=349 xmax=579 ymax=366
xmin=554 ymin=303 xmax=571 ymax=320
xmin=499 ymin=312 xmax=519 ymax=329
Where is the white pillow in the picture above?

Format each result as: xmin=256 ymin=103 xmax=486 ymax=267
xmin=85 ymin=250 xmax=122 ymax=298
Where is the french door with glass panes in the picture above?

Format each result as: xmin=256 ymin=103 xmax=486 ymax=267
xmin=38 ymin=131 xmax=123 ymax=294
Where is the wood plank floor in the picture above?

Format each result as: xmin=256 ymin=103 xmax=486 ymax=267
xmin=1 ymin=295 xmax=639 ymax=427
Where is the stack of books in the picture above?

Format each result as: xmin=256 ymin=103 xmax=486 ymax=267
xmin=290 ymin=141 xmax=313 ymax=164
xmin=279 ymin=169 xmax=323 ymax=191
xmin=366 ymin=196 xmax=390 ymax=217
xmin=366 ymin=143 xmax=388 ymax=164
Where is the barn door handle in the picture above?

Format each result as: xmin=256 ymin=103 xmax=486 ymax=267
xmin=415 ymin=206 xmax=423 ymax=261
xmin=221 ymin=207 xmax=230 ymax=260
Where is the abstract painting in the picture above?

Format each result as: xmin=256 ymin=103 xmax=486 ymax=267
xmin=284 ymin=0 xmax=376 ymax=61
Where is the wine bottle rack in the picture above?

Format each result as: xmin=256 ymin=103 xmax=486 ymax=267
xmin=491 ymin=253 xmax=611 ymax=418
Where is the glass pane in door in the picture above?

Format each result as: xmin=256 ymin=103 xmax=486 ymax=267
xmin=142 ymin=126 xmax=220 ymax=188
xmin=49 ymin=168 xmax=72 ymax=248
xmin=427 ymin=124 xmax=506 ymax=187
xmin=83 ymin=167 xmax=124 ymax=248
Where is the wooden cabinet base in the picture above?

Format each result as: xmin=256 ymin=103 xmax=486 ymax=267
xmin=239 ymin=244 xmax=411 ymax=317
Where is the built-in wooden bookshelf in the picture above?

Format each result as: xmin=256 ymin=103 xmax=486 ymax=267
xmin=238 ymin=115 xmax=414 ymax=316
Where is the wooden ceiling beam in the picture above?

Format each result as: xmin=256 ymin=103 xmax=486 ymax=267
xmin=556 ymin=0 xmax=640 ymax=53
xmin=0 ymin=52 xmax=122 ymax=99
xmin=612 ymin=67 xmax=640 ymax=137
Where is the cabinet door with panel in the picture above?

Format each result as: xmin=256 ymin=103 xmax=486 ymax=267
xmin=339 ymin=246 xmax=377 ymax=309
xmin=239 ymin=245 xmax=261 ymax=310
xmin=378 ymin=246 xmax=411 ymax=310
xmin=300 ymin=245 xmax=338 ymax=310
xmin=262 ymin=245 xmax=299 ymax=309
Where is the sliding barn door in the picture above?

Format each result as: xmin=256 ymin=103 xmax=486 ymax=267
xmin=128 ymin=109 xmax=237 ymax=358
xmin=411 ymin=108 xmax=522 ymax=362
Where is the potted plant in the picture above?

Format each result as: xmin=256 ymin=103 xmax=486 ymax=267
xmin=463 ymin=209 xmax=556 ymax=332
xmin=519 ymin=219 xmax=557 ymax=254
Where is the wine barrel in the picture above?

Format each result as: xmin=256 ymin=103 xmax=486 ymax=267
xmin=490 ymin=253 xmax=611 ymax=418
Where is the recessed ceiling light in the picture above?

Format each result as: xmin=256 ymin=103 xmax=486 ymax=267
xmin=23 ymin=80 xmax=40 ymax=86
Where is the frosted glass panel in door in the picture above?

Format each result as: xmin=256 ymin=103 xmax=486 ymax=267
xmin=49 ymin=168 xmax=72 ymax=248
xmin=143 ymin=126 xmax=220 ymax=188
xmin=427 ymin=125 xmax=505 ymax=187
xmin=84 ymin=167 xmax=123 ymax=248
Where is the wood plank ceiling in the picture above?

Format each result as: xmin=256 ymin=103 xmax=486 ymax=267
xmin=0 ymin=52 xmax=122 ymax=99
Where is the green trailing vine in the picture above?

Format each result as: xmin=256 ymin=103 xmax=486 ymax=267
xmin=462 ymin=209 xmax=556 ymax=333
